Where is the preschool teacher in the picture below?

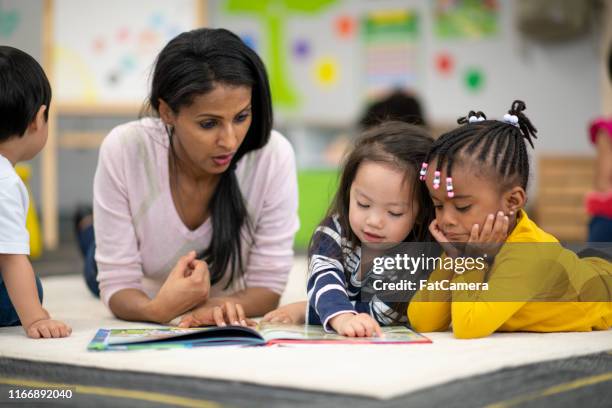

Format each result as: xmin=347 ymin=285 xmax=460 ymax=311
xmin=75 ymin=28 xmax=299 ymax=325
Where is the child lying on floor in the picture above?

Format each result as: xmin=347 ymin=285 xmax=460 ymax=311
xmin=408 ymin=100 xmax=612 ymax=339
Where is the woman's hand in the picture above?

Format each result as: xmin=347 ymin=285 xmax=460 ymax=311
xmin=329 ymin=312 xmax=383 ymax=337
xmin=178 ymin=299 xmax=257 ymax=328
xmin=261 ymin=301 xmax=306 ymax=324
xmin=149 ymin=251 xmax=210 ymax=323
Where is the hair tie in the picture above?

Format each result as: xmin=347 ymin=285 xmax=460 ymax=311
xmin=468 ymin=115 xmax=485 ymax=124
xmin=503 ymin=113 xmax=519 ymax=127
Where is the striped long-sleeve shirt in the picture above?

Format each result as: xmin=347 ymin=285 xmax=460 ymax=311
xmin=306 ymin=215 xmax=406 ymax=331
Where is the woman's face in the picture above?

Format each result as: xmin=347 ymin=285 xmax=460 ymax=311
xmin=163 ymin=83 xmax=253 ymax=176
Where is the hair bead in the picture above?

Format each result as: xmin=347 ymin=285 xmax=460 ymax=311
xmin=419 ymin=162 xmax=428 ymax=180
xmin=503 ymin=113 xmax=519 ymax=127
xmin=446 ymin=177 xmax=454 ymax=198
xmin=433 ymin=171 xmax=441 ymax=189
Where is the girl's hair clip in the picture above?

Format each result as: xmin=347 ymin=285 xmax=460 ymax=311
xmin=433 ymin=171 xmax=441 ymax=189
xmin=503 ymin=113 xmax=519 ymax=127
xmin=468 ymin=115 xmax=485 ymax=124
xmin=419 ymin=162 xmax=428 ymax=181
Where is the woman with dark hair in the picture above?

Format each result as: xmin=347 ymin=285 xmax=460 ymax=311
xmin=77 ymin=28 xmax=299 ymax=325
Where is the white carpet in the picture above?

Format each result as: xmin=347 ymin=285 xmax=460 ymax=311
xmin=1 ymin=258 xmax=611 ymax=399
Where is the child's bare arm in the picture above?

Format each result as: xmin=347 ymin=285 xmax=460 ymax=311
xmin=0 ymin=254 xmax=71 ymax=338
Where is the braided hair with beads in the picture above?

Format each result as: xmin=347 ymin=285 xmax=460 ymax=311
xmin=419 ymin=100 xmax=538 ymax=196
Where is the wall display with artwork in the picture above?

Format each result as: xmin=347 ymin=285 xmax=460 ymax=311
xmin=52 ymin=0 xmax=203 ymax=112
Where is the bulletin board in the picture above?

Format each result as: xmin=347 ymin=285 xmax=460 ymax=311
xmin=51 ymin=0 xmax=205 ymax=113
xmin=207 ymin=0 xmax=507 ymax=126
xmin=209 ymin=0 xmax=377 ymax=125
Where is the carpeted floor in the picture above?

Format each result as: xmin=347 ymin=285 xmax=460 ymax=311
xmin=0 ymin=245 xmax=609 ymax=406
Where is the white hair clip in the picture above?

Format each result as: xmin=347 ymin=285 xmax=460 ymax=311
xmin=503 ymin=113 xmax=519 ymax=127
xmin=468 ymin=115 xmax=485 ymax=123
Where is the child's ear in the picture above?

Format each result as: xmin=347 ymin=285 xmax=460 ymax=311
xmin=28 ymin=105 xmax=47 ymax=133
xmin=158 ymin=99 xmax=175 ymax=126
xmin=503 ymin=186 xmax=526 ymax=213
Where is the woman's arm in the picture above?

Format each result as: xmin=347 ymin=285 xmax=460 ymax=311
xmin=94 ymin=128 xmax=210 ymax=322
xmin=108 ymin=288 xmax=162 ymax=322
xmin=108 ymin=252 xmax=210 ymax=323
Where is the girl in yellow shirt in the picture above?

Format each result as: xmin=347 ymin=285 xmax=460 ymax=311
xmin=408 ymin=100 xmax=612 ymax=339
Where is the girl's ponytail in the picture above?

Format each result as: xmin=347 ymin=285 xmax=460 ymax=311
xmin=506 ymin=99 xmax=538 ymax=148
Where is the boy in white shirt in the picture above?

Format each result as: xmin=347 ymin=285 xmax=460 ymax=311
xmin=0 ymin=46 xmax=71 ymax=338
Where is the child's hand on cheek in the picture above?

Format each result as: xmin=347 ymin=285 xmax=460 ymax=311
xmin=428 ymin=219 xmax=461 ymax=258
xmin=465 ymin=211 xmax=510 ymax=259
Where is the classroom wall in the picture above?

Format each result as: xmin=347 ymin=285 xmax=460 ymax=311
xmin=210 ymin=0 xmax=602 ymax=153
xmin=0 ymin=0 xmax=605 ymax=237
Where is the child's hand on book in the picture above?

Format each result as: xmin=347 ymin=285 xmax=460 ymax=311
xmin=178 ymin=300 xmax=257 ymax=328
xmin=329 ymin=313 xmax=382 ymax=337
xmin=26 ymin=318 xmax=71 ymax=339
xmin=262 ymin=301 xmax=306 ymax=324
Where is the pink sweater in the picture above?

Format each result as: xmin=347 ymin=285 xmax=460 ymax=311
xmin=93 ymin=118 xmax=299 ymax=307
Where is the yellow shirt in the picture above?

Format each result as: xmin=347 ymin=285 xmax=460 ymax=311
xmin=408 ymin=210 xmax=612 ymax=339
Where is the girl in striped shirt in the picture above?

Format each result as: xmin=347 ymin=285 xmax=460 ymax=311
xmin=263 ymin=121 xmax=435 ymax=336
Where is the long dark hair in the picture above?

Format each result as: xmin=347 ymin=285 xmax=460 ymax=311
xmin=147 ymin=28 xmax=273 ymax=288
xmin=309 ymin=121 xmax=435 ymax=323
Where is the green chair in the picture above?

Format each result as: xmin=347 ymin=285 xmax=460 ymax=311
xmin=295 ymin=169 xmax=339 ymax=250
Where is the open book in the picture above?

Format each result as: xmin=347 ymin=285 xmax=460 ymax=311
xmin=88 ymin=323 xmax=431 ymax=350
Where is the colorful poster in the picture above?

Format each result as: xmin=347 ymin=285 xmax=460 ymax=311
xmin=224 ymin=0 xmax=339 ymax=109
xmin=53 ymin=0 xmax=198 ymax=106
xmin=434 ymin=0 xmax=499 ymax=39
xmin=362 ymin=9 xmax=419 ymax=98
